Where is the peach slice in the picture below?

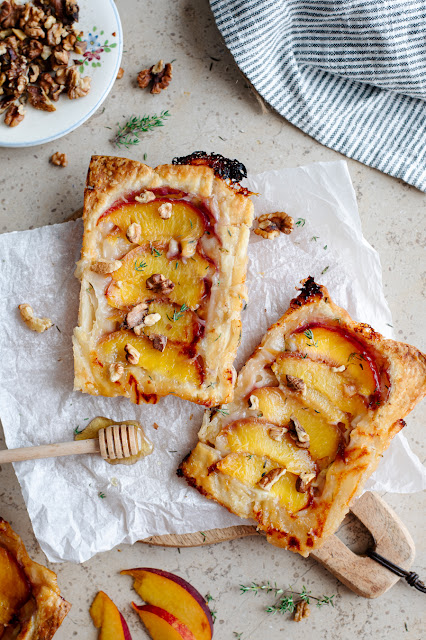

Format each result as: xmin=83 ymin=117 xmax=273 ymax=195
xmin=216 ymin=453 xmax=310 ymax=513
xmin=287 ymin=325 xmax=378 ymax=396
xmin=97 ymin=330 xmax=202 ymax=387
xmin=106 ymin=245 xmax=214 ymax=310
xmin=133 ymin=604 xmax=197 ymax=640
xmin=100 ymin=199 xmax=206 ymax=245
xmin=133 ymin=300 xmax=202 ymax=344
xmin=250 ymin=388 xmax=341 ymax=464
xmin=90 ymin=591 xmax=132 ymax=640
xmin=273 ymin=353 xmax=367 ymax=416
xmin=0 ymin=546 xmax=30 ymax=626
xmin=121 ymin=568 xmax=213 ymax=640
xmin=216 ymin=418 xmax=316 ymax=474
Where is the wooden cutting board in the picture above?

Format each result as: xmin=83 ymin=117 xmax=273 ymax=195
xmin=141 ymin=492 xmax=415 ymax=599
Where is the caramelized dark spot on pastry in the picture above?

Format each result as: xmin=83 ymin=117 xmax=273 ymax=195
xmin=172 ymin=151 xmax=247 ymax=184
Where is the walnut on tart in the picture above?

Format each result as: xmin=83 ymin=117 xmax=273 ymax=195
xmin=179 ymin=278 xmax=426 ymax=556
xmin=0 ymin=518 xmax=71 ymax=639
xmin=73 ymin=155 xmax=254 ymax=407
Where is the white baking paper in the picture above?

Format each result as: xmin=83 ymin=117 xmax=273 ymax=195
xmin=0 ymin=161 xmax=424 ymax=563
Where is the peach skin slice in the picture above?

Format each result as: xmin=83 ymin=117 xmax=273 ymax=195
xmin=133 ymin=604 xmax=197 ymax=640
xmin=121 ymin=568 xmax=213 ymax=640
xmin=0 ymin=546 xmax=30 ymax=625
xmin=248 ymin=388 xmax=341 ymax=464
xmin=97 ymin=330 xmax=202 ymax=387
xmin=215 ymin=453 xmax=310 ymax=513
xmin=101 ymin=199 xmax=206 ymax=246
xmin=273 ymin=353 xmax=367 ymax=416
xmin=90 ymin=590 xmax=132 ymax=640
xmin=287 ymin=325 xmax=378 ymax=396
xmin=215 ymin=418 xmax=316 ymax=474
xmin=105 ymin=245 xmax=213 ymax=310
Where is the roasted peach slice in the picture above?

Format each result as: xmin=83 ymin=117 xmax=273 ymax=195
xmin=100 ymin=199 xmax=206 ymax=245
xmin=105 ymin=245 xmax=213 ymax=310
xmin=97 ymin=331 xmax=202 ymax=386
xmin=121 ymin=568 xmax=213 ymax=640
xmin=0 ymin=547 xmax=30 ymax=626
xmin=137 ymin=300 xmax=202 ymax=344
xmin=250 ymin=388 xmax=341 ymax=464
xmin=215 ymin=418 xmax=316 ymax=474
xmin=273 ymin=353 xmax=367 ymax=416
xmin=133 ymin=604 xmax=196 ymax=640
xmin=216 ymin=453 xmax=310 ymax=513
xmin=90 ymin=591 xmax=132 ymax=640
xmin=287 ymin=325 xmax=379 ymax=396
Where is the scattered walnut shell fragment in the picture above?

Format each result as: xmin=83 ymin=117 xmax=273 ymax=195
xmin=137 ymin=59 xmax=173 ymax=94
xmin=254 ymin=212 xmax=294 ymax=239
xmin=18 ymin=303 xmax=52 ymax=333
xmin=294 ymin=600 xmax=310 ymax=622
xmin=50 ymin=151 xmax=67 ymax=167
xmin=116 ymin=66 xmax=124 ymax=79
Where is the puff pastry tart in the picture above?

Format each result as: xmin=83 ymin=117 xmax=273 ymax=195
xmin=73 ymin=155 xmax=253 ymax=406
xmin=180 ymin=278 xmax=426 ymax=556
xmin=0 ymin=519 xmax=71 ymax=639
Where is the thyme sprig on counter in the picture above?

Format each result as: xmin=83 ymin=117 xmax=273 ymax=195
xmin=240 ymin=582 xmax=335 ymax=614
xmin=112 ymin=111 xmax=170 ymax=147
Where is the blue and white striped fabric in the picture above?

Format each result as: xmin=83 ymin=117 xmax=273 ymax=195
xmin=211 ymin=0 xmax=426 ymax=191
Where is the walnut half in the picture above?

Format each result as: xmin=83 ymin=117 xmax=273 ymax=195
xmin=18 ymin=303 xmax=52 ymax=333
xmin=258 ymin=467 xmax=286 ymax=491
xmin=294 ymin=600 xmax=310 ymax=622
xmin=254 ymin=212 xmax=294 ymax=239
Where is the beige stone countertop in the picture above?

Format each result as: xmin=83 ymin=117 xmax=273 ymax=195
xmin=0 ymin=1 xmax=425 ymax=639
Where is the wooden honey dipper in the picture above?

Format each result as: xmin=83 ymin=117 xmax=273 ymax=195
xmin=0 ymin=424 xmax=144 ymax=464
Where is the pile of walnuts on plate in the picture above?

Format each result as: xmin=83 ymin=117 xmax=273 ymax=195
xmin=0 ymin=0 xmax=91 ymax=127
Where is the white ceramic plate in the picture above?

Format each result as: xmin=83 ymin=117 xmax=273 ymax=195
xmin=0 ymin=0 xmax=122 ymax=147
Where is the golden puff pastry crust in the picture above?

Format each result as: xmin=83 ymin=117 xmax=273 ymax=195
xmin=180 ymin=278 xmax=426 ymax=556
xmin=73 ymin=155 xmax=254 ymax=407
xmin=0 ymin=519 xmax=71 ymax=639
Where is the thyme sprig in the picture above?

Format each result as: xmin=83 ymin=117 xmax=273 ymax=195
xmin=304 ymin=328 xmax=318 ymax=347
xmin=112 ymin=111 xmax=170 ymax=148
xmin=167 ymin=303 xmax=189 ymax=322
xmin=240 ymin=582 xmax=335 ymax=615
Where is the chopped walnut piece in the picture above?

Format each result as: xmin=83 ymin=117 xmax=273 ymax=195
xmin=143 ymin=312 xmax=161 ymax=327
xmin=286 ymin=374 xmax=306 ymax=393
xmin=146 ymin=273 xmax=175 ymax=294
xmin=46 ymin=22 xmax=64 ymax=46
xmin=135 ymin=191 xmax=155 ymax=204
xmin=116 ymin=66 xmax=124 ymax=79
xmin=268 ymin=425 xmax=288 ymax=442
xmin=137 ymin=60 xmax=173 ymax=94
xmin=4 ymin=102 xmax=24 ymax=126
xmin=332 ymin=365 xmax=346 ymax=373
xmin=124 ymin=302 xmax=148 ymax=329
xmin=18 ymin=303 xmax=52 ymax=333
xmin=258 ymin=467 xmax=286 ymax=491
xmin=126 ymin=222 xmax=141 ymax=244
xmin=158 ymin=202 xmax=172 ymax=219
xmin=109 ymin=362 xmax=124 ymax=382
xmin=296 ymin=472 xmax=316 ymax=493
xmin=181 ymin=239 xmax=196 ymax=258
xmin=24 ymin=24 xmax=44 ymax=38
xmin=124 ymin=343 xmax=140 ymax=365
xmin=91 ymin=259 xmax=122 ymax=274
xmin=50 ymin=151 xmax=67 ymax=167
xmin=288 ymin=417 xmax=310 ymax=449
xmin=248 ymin=394 xmax=259 ymax=410
xmin=254 ymin=212 xmax=294 ymax=239
xmin=67 ymin=67 xmax=90 ymax=99
xmin=294 ymin=601 xmax=310 ymax=622
xmin=149 ymin=334 xmax=167 ymax=352
xmin=27 ymin=85 xmax=55 ymax=111
xmin=168 ymin=238 xmax=179 ymax=257
xmin=28 ymin=62 xmax=39 ymax=82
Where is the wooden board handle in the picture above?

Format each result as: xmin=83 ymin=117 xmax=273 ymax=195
xmin=141 ymin=492 xmax=415 ymax=598
xmin=0 ymin=439 xmax=99 ymax=463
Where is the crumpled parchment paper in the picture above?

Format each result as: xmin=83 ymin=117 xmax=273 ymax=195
xmin=0 ymin=161 xmax=424 ymax=563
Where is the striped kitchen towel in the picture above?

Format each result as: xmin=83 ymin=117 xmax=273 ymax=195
xmin=211 ymin=0 xmax=426 ymax=191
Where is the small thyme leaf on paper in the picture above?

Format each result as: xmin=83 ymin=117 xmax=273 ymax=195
xmin=240 ymin=582 xmax=335 ymax=617
xmin=295 ymin=218 xmax=306 ymax=227
xmin=321 ymin=266 xmax=329 ymax=275
xmin=74 ymin=426 xmax=82 ymax=435
xmin=311 ymin=236 xmax=319 ymax=241
xmin=112 ymin=111 xmax=170 ymax=148
xmin=98 ymin=492 xmax=106 ymax=499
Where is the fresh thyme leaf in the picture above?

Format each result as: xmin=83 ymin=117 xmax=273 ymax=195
xmin=112 ymin=111 xmax=170 ymax=148
xmin=240 ymin=582 xmax=335 ymax=616
xmin=233 ymin=633 xmax=243 ymax=639
xmin=200 ymin=531 xmax=206 ymax=541
xmin=205 ymin=593 xmax=214 ymax=603
xmin=98 ymin=492 xmax=106 ymax=499
xmin=171 ymin=303 xmax=189 ymax=322
xmin=304 ymin=328 xmax=318 ymax=347
xmin=311 ymin=236 xmax=319 ymax=241
xmin=143 ymin=153 xmax=147 ymax=161
xmin=228 ymin=229 xmax=232 ymax=236
xmin=323 ymin=244 xmax=327 ymax=250
xmin=74 ymin=426 xmax=82 ymax=434
xmin=386 ymin=322 xmax=393 ymax=327
xmin=214 ymin=333 xmax=221 ymax=341
xmin=321 ymin=265 xmax=329 ymax=275
xmin=295 ymin=218 xmax=306 ymax=227
xmin=151 ymin=246 xmax=161 ymax=257
xmin=175 ymin=261 xmax=179 ymax=269
xmin=134 ymin=259 xmax=147 ymax=271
